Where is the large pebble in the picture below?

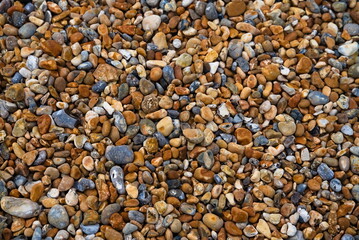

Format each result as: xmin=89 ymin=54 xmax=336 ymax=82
xmin=105 ymin=145 xmax=134 ymax=164
xmin=0 ymin=197 xmax=41 ymax=218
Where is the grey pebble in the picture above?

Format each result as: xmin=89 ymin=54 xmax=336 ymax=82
xmin=18 ymin=23 xmax=37 ymax=39
xmin=48 ymin=205 xmax=69 ymax=229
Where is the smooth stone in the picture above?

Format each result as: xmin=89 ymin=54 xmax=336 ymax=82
xmin=92 ymin=80 xmax=107 ymax=93
xmin=348 ymin=64 xmax=359 ymax=78
xmin=110 ymin=166 xmax=125 ymax=194
xmin=307 ymin=91 xmax=329 ymax=105
xmin=139 ymin=79 xmax=155 ymax=95
xmin=156 ymin=116 xmax=174 ymax=136
xmin=228 ymin=39 xmax=243 ymax=59
xmin=183 ymin=128 xmax=204 ymax=144
xmin=338 ymin=42 xmax=359 ymax=56
xmin=176 ymin=53 xmax=192 ymax=67
xmin=278 ymin=121 xmax=296 ymax=136
xmin=203 ymin=213 xmax=223 ymax=231
xmin=128 ymin=210 xmax=145 ymax=223
xmin=105 ymin=145 xmax=134 ymax=164
xmin=113 ymin=111 xmax=127 ymax=133
xmin=18 ymin=23 xmax=37 ymax=39
xmin=341 ymin=234 xmax=355 ymax=240
xmin=123 ymin=223 xmax=138 ymax=234
xmin=0 ymin=197 xmax=41 ymax=218
xmin=52 ymin=110 xmax=79 ymax=129
xmin=205 ymin=2 xmax=218 ymax=20
xmin=352 ymin=185 xmax=359 ymax=201
xmin=329 ymin=179 xmax=342 ymax=192
xmin=80 ymin=224 xmax=100 ymax=235
xmin=344 ymin=23 xmax=359 ymax=36
xmin=48 ymin=205 xmax=69 ymax=229
xmin=12 ymin=11 xmax=27 ymax=27
xmin=142 ymin=15 xmax=161 ymax=31
xmin=317 ymin=163 xmax=334 ymax=180
xmin=256 ymin=219 xmax=271 ymax=238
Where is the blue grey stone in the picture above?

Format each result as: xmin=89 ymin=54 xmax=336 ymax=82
xmin=228 ymin=40 xmax=243 ymax=59
xmin=32 ymin=227 xmax=42 ymax=240
xmin=48 ymin=205 xmax=69 ymax=229
xmin=105 ymin=145 xmax=134 ymax=165
xmin=163 ymin=65 xmax=175 ymax=83
xmin=26 ymin=55 xmax=39 ymax=71
xmin=138 ymin=188 xmax=151 ymax=205
xmin=168 ymin=189 xmax=185 ymax=200
xmin=77 ymin=62 xmax=93 ymax=70
xmin=288 ymin=230 xmax=304 ymax=240
xmin=146 ymin=0 xmax=160 ymax=7
xmin=24 ymin=3 xmax=35 ymax=13
xmin=110 ymin=166 xmax=125 ymax=194
xmin=79 ymin=27 xmax=99 ymax=41
xmin=317 ymin=163 xmax=334 ymax=180
xmin=80 ymin=224 xmax=100 ymax=235
xmin=129 ymin=210 xmax=145 ymax=223
xmin=341 ymin=125 xmax=354 ymax=135
xmin=167 ymin=179 xmax=181 ymax=189
xmin=126 ymin=73 xmax=139 ymax=87
xmin=352 ymin=88 xmax=359 ymax=97
xmin=330 ymin=179 xmax=342 ymax=192
xmin=14 ymin=175 xmax=27 ymax=187
xmin=52 ymin=110 xmax=79 ymax=129
xmin=189 ymin=81 xmax=200 ymax=92
xmin=125 ymin=125 xmax=139 ymax=138
xmin=81 ymin=51 xmax=89 ymax=61
xmin=154 ymin=132 xmax=168 ymax=147
xmin=195 ymin=1 xmax=206 ymax=15
xmin=92 ymin=81 xmax=107 ymax=93
xmin=307 ymin=91 xmax=329 ymax=105
xmin=297 ymin=184 xmax=307 ymax=193
xmin=18 ymin=23 xmax=37 ymax=39
xmin=0 ymin=179 xmax=7 ymax=198
xmin=254 ymin=135 xmax=268 ymax=146
xmin=74 ymin=178 xmax=95 ymax=192
xmin=11 ymin=72 xmax=23 ymax=84
xmin=352 ymin=185 xmax=359 ymax=202
xmin=123 ymin=223 xmax=138 ymax=235
xmin=133 ymin=134 xmax=147 ymax=145
xmin=33 ymin=150 xmax=47 ymax=166
xmin=341 ymin=234 xmax=355 ymax=240
xmin=235 ymin=57 xmax=250 ymax=72
xmin=118 ymin=83 xmax=129 ymax=100
xmin=12 ymin=11 xmax=27 ymax=27
xmin=205 ymin=2 xmax=218 ymax=20
xmin=344 ymin=23 xmax=359 ymax=36
xmin=113 ymin=111 xmax=127 ymax=133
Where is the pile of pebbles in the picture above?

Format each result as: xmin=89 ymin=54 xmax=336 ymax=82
xmin=0 ymin=0 xmax=359 ymax=239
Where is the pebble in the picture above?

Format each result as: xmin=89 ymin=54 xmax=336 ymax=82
xmin=307 ymin=91 xmax=329 ymax=105
xmin=203 ymin=213 xmax=223 ymax=231
xmin=317 ymin=163 xmax=334 ymax=181
xmin=110 ymin=166 xmax=125 ymax=194
xmin=18 ymin=23 xmax=37 ymax=39
xmin=105 ymin=146 xmax=134 ymax=164
xmin=48 ymin=205 xmax=69 ymax=229
xmin=142 ymin=15 xmax=161 ymax=31
xmin=52 ymin=110 xmax=79 ymax=129
xmin=0 ymin=0 xmax=358 ymax=239
xmin=0 ymin=197 xmax=41 ymax=218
